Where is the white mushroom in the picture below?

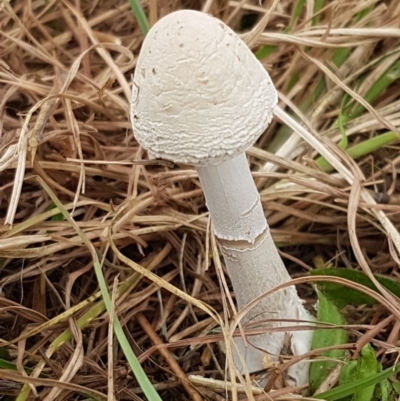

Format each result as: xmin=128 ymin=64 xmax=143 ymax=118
xmin=130 ymin=9 xmax=313 ymax=385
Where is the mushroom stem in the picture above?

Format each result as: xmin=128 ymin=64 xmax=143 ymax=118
xmin=197 ymin=153 xmax=313 ymax=385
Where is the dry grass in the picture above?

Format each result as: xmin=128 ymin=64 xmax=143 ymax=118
xmin=1 ymin=0 xmax=400 ymax=400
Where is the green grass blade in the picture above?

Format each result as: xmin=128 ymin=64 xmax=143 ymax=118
xmin=346 ymin=60 xmax=400 ymax=121
xmin=288 ymin=0 xmax=307 ymax=31
xmin=128 ymin=0 xmax=150 ymax=36
xmin=316 ymin=131 xmax=399 ymax=173
xmin=255 ymin=44 xmax=276 ymax=60
xmin=329 ymin=59 xmax=400 ymax=129
xmin=355 ymin=2 xmax=372 ymax=22
xmin=312 ymin=0 xmax=325 ymax=26
xmin=256 ymin=0 xmax=305 ymax=60
xmin=0 ymin=359 xmax=34 ymax=375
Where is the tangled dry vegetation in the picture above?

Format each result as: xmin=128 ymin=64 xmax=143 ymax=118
xmin=1 ymin=0 xmax=400 ymax=400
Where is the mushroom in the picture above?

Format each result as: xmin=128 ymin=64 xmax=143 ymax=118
xmin=130 ymin=10 xmax=313 ymax=385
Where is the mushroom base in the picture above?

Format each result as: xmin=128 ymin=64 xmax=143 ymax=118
xmin=220 ymin=232 xmax=313 ymax=387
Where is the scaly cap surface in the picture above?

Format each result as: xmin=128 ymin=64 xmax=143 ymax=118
xmin=131 ymin=10 xmax=277 ymax=166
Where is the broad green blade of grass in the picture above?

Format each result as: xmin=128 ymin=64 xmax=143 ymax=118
xmin=315 ymin=96 xmax=399 ymax=172
xmin=311 ymin=268 xmax=400 ymax=309
xmin=316 ymin=131 xmax=399 ymax=173
xmin=313 ymin=362 xmax=400 ymax=400
xmin=128 ymin=0 xmax=150 ymax=36
xmin=309 ymin=290 xmax=348 ymax=394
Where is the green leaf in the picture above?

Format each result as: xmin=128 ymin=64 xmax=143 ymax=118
xmin=387 ymin=381 xmax=400 ymax=400
xmin=347 ymin=60 xmax=400 ymax=121
xmin=339 ymin=359 xmax=357 ymax=401
xmin=45 ymin=203 xmax=64 ymax=221
xmin=313 ymin=363 xmax=400 ymax=400
xmin=309 ymin=290 xmax=348 ymax=393
xmin=310 ymin=268 xmax=400 ymax=309
xmin=374 ymin=371 xmax=394 ymax=401
xmin=391 ymin=381 xmax=400 ymax=393
xmin=340 ymin=344 xmax=379 ymax=401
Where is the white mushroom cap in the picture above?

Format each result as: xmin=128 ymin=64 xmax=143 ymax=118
xmin=131 ymin=10 xmax=277 ymax=166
